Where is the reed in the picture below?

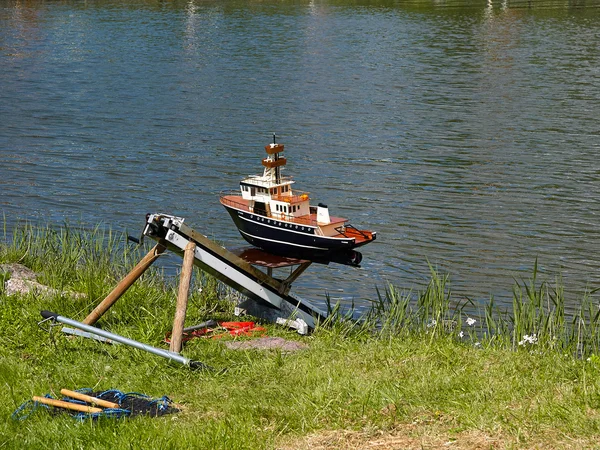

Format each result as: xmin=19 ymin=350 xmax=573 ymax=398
xmin=365 ymin=258 xmax=600 ymax=359
xmin=371 ymin=284 xmax=412 ymax=338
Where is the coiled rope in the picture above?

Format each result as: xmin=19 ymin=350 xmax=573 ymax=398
xmin=12 ymin=388 xmax=177 ymax=421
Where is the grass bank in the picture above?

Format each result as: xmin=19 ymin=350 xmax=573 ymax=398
xmin=1 ymin=223 xmax=600 ymax=449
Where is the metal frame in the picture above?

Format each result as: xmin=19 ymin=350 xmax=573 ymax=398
xmin=143 ymin=213 xmax=327 ymax=330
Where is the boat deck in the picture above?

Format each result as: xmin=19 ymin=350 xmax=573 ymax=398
xmin=332 ymin=226 xmax=376 ymax=245
xmin=220 ymin=194 xmax=375 ymax=245
xmin=220 ymin=195 xmax=347 ymax=227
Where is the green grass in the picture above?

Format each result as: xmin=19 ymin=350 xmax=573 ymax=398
xmin=2 ymin=223 xmax=600 ymax=449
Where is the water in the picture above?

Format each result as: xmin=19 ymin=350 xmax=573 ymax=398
xmin=2 ymin=0 xmax=600 ymax=314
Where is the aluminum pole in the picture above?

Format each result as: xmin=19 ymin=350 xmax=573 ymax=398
xmin=40 ymin=311 xmax=209 ymax=370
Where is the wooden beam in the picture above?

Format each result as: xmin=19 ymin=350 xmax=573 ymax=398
xmin=280 ymin=261 xmax=312 ymax=294
xmin=83 ymin=242 xmax=166 ymax=325
xmin=169 ymin=241 xmax=196 ymax=354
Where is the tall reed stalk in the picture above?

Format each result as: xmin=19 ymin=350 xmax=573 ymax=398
xmin=364 ymin=258 xmax=600 ymax=358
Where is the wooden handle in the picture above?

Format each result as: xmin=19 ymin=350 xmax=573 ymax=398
xmin=83 ymin=242 xmax=166 ymax=325
xmin=33 ymin=396 xmax=103 ymax=414
xmin=60 ymin=389 xmax=119 ymax=409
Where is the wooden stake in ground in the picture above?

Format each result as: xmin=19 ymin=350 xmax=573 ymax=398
xmin=60 ymin=389 xmax=119 ymax=409
xmin=170 ymin=240 xmax=196 ymax=354
xmin=83 ymin=242 xmax=166 ymax=325
xmin=33 ymin=396 xmax=103 ymax=414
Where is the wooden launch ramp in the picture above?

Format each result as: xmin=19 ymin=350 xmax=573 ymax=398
xmin=82 ymin=213 xmax=328 ymax=353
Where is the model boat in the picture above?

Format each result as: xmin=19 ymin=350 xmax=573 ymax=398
xmin=219 ymin=136 xmax=376 ymax=266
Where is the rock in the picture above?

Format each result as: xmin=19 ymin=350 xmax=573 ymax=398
xmin=0 ymin=263 xmax=38 ymax=281
xmin=5 ymin=277 xmax=58 ymax=297
xmin=1 ymin=263 xmax=84 ymax=298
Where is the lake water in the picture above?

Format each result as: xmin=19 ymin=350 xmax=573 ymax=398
xmin=2 ymin=0 xmax=600 ymax=314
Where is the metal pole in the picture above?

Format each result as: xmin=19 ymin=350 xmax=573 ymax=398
xmin=41 ymin=311 xmax=209 ymax=370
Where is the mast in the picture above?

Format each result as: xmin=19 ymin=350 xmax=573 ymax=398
xmin=273 ymin=134 xmax=281 ymax=184
xmin=263 ymin=134 xmax=286 ymax=185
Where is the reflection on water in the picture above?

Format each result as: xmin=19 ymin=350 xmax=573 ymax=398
xmin=1 ymin=0 xmax=600 ymax=314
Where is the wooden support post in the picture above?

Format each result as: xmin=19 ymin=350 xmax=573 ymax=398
xmin=83 ymin=242 xmax=166 ymax=325
xmin=170 ymin=241 xmax=196 ymax=354
xmin=279 ymin=261 xmax=312 ymax=295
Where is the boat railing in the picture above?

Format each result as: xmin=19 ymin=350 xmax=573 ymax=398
xmin=219 ymin=192 xmax=251 ymax=212
xmin=271 ymin=189 xmax=310 ymax=204
xmin=334 ymin=224 xmax=374 ymax=242
xmin=277 ymin=213 xmax=316 ymax=227
xmin=220 ymin=192 xmax=318 ymax=227
xmin=242 ymin=175 xmax=294 ymax=188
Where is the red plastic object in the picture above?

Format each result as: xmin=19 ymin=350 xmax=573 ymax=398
xmin=165 ymin=321 xmax=266 ymax=343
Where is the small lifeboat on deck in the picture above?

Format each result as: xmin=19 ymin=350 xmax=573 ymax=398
xmin=219 ymin=136 xmax=376 ymax=266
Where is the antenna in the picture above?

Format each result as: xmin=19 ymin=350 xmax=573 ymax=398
xmin=272 ymin=133 xmax=280 ymax=183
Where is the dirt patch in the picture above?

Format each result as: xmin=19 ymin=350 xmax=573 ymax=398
xmin=277 ymin=425 xmax=595 ymax=450
xmin=224 ymin=337 xmax=308 ymax=352
xmin=278 ymin=428 xmax=501 ymax=450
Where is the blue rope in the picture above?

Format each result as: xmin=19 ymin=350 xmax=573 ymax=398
xmin=74 ymin=408 xmax=131 ymax=422
xmin=11 ymin=388 xmax=174 ymax=421
xmin=11 ymin=400 xmax=47 ymax=421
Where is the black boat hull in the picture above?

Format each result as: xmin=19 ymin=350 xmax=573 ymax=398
xmin=223 ymin=205 xmax=363 ymax=266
